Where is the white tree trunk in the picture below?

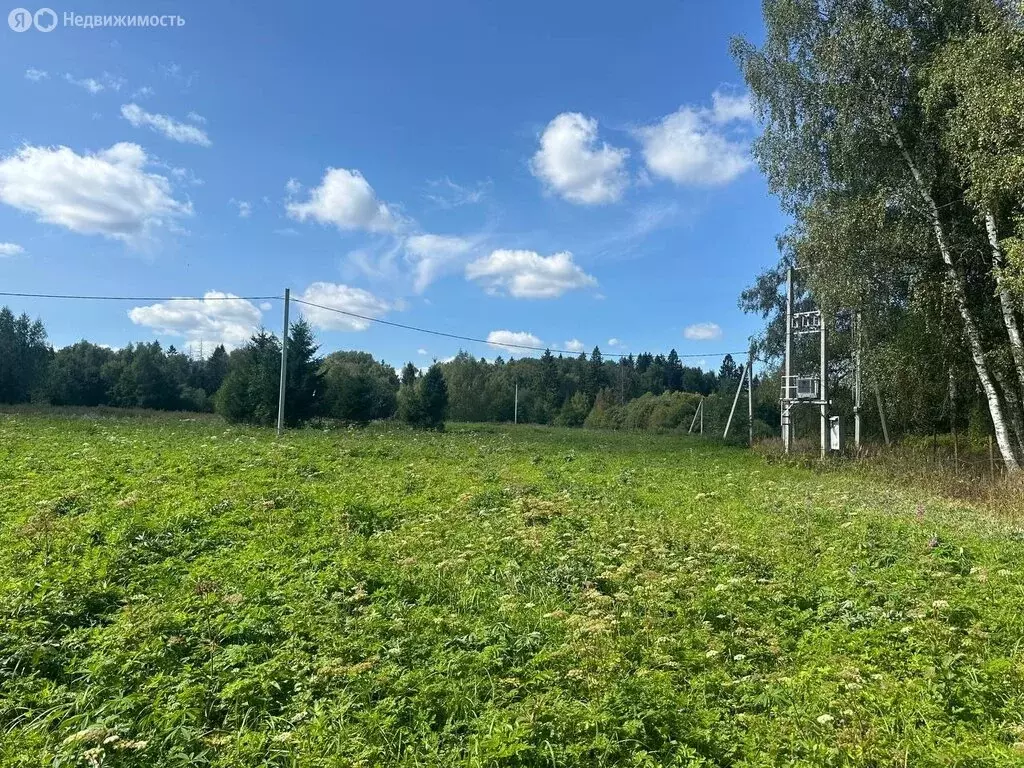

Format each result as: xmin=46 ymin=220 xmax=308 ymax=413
xmin=986 ymin=210 xmax=1024 ymax=398
xmin=894 ymin=136 xmax=1020 ymax=470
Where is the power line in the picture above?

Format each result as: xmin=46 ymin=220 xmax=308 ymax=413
xmin=0 ymin=291 xmax=281 ymax=302
xmin=291 ymin=297 xmax=745 ymax=360
xmin=0 ymin=289 xmax=749 ymax=361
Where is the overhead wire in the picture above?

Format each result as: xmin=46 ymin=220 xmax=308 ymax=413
xmin=0 ymin=290 xmax=751 ymax=361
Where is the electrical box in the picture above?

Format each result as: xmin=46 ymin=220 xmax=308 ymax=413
xmin=796 ymin=376 xmax=820 ymax=400
xmin=829 ymin=416 xmax=843 ymax=452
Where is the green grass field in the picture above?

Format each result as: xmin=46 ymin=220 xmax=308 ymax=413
xmin=2 ymin=413 xmax=1024 ymax=767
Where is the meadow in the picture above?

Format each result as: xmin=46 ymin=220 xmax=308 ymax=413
xmin=2 ymin=413 xmax=1024 ymax=767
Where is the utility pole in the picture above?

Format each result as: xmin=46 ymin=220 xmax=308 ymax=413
xmin=688 ymin=398 xmax=701 ymax=434
xmin=820 ymin=308 xmax=828 ymax=460
xmin=514 ymin=381 xmax=518 ymax=425
xmin=783 ymin=267 xmax=794 ymax=452
xmin=724 ymin=365 xmax=748 ymax=439
xmin=748 ymin=348 xmax=754 ymax=447
xmin=276 ymin=288 xmax=290 ymax=437
xmin=854 ymin=311 xmax=862 ymax=451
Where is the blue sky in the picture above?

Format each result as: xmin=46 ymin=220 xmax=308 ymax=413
xmin=0 ymin=0 xmax=785 ymax=370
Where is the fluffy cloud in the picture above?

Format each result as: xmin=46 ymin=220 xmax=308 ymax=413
xmin=286 ymin=168 xmax=397 ymax=233
xmin=128 ymin=292 xmax=262 ymax=349
xmin=530 ymin=113 xmax=629 ymax=205
xmin=296 ymin=282 xmax=391 ymax=331
xmin=121 ymin=103 xmax=212 ymax=146
xmin=186 ymin=111 xmax=206 ymax=124
xmin=683 ymin=322 xmax=723 ymax=341
xmin=607 ymin=338 xmax=624 ymax=348
xmin=564 ymin=339 xmax=586 ymax=353
xmin=487 ymin=330 xmax=542 ymax=352
xmin=405 ymin=233 xmax=474 ymax=293
xmin=466 ymin=249 xmax=598 ymax=299
xmin=25 ymin=68 xmax=48 ymax=81
xmin=710 ymin=91 xmax=753 ymax=124
xmin=0 ymin=242 xmax=25 ymax=256
xmin=0 ymin=143 xmax=191 ymax=244
xmin=637 ymin=90 xmax=753 ymax=186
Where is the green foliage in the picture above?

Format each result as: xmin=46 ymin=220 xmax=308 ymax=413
xmin=556 ymin=391 xmax=591 ymax=427
xmin=2 ymin=413 xmax=1024 ymax=765
xmin=320 ymin=351 xmax=398 ymax=423
xmin=0 ymin=307 xmax=51 ymax=404
xmin=399 ymin=363 xmax=448 ymax=430
xmin=215 ymin=330 xmax=281 ymax=425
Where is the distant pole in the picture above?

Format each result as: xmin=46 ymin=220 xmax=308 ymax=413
xmin=514 ymin=381 xmax=518 ymax=424
xmin=688 ymin=398 xmax=701 ymax=434
xmin=700 ymin=399 xmax=703 ymax=435
xmin=854 ymin=311 xmax=862 ymax=451
xmin=783 ymin=267 xmax=794 ymax=452
xmin=747 ymin=349 xmax=754 ymax=446
xmin=724 ymin=365 xmax=748 ymax=439
xmin=276 ymin=288 xmax=290 ymax=437
xmin=874 ymin=384 xmax=890 ymax=446
xmin=820 ymin=308 xmax=828 ymax=459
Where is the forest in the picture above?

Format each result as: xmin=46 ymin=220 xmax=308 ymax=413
xmin=0 ymin=305 xmax=755 ymax=432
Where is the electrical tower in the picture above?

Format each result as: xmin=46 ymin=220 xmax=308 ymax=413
xmin=781 ymin=267 xmax=831 ymax=458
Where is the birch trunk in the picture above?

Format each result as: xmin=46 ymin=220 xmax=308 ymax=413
xmin=985 ymin=210 xmax=1024 ymax=398
xmin=893 ymin=134 xmax=1021 ymax=470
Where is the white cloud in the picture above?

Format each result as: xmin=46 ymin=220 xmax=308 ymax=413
xmin=0 ymin=142 xmax=191 ymax=244
xmin=531 ymin=113 xmax=629 ymax=205
xmin=425 ymin=177 xmax=490 ymax=209
xmin=25 ymin=68 xmax=48 ymax=82
xmin=417 ymin=348 xmax=428 ymax=355
xmin=466 ymin=249 xmax=597 ymax=299
xmin=286 ymin=168 xmax=397 ymax=233
xmin=231 ymin=199 xmax=252 ymax=218
xmin=710 ymin=91 xmax=753 ymax=123
xmin=487 ymin=330 xmax=542 ymax=352
xmin=121 ymin=103 xmax=212 ymax=146
xmin=186 ymin=111 xmax=206 ymax=124
xmin=0 ymin=242 xmax=25 ymax=257
xmin=637 ymin=90 xmax=753 ymax=186
xmin=564 ymin=338 xmax=585 ymax=353
xmin=65 ymin=74 xmax=105 ymax=94
xmin=404 ymin=233 xmax=474 ymax=293
xmin=297 ymin=282 xmax=391 ymax=331
xmin=607 ymin=338 xmax=624 ymax=348
xmin=128 ymin=292 xmax=262 ymax=349
xmin=683 ymin=322 xmax=723 ymax=341
xmin=132 ymin=86 xmax=155 ymax=99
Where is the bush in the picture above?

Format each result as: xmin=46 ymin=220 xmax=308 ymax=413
xmin=398 ymin=364 xmax=448 ymax=430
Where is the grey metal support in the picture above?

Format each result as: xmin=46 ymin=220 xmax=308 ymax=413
xmin=276 ymin=288 xmax=290 ymax=437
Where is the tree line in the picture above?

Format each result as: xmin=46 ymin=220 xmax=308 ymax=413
xmin=734 ymin=0 xmax=1024 ymax=468
xmin=0 ymin=306 xmax=752 ymax=432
